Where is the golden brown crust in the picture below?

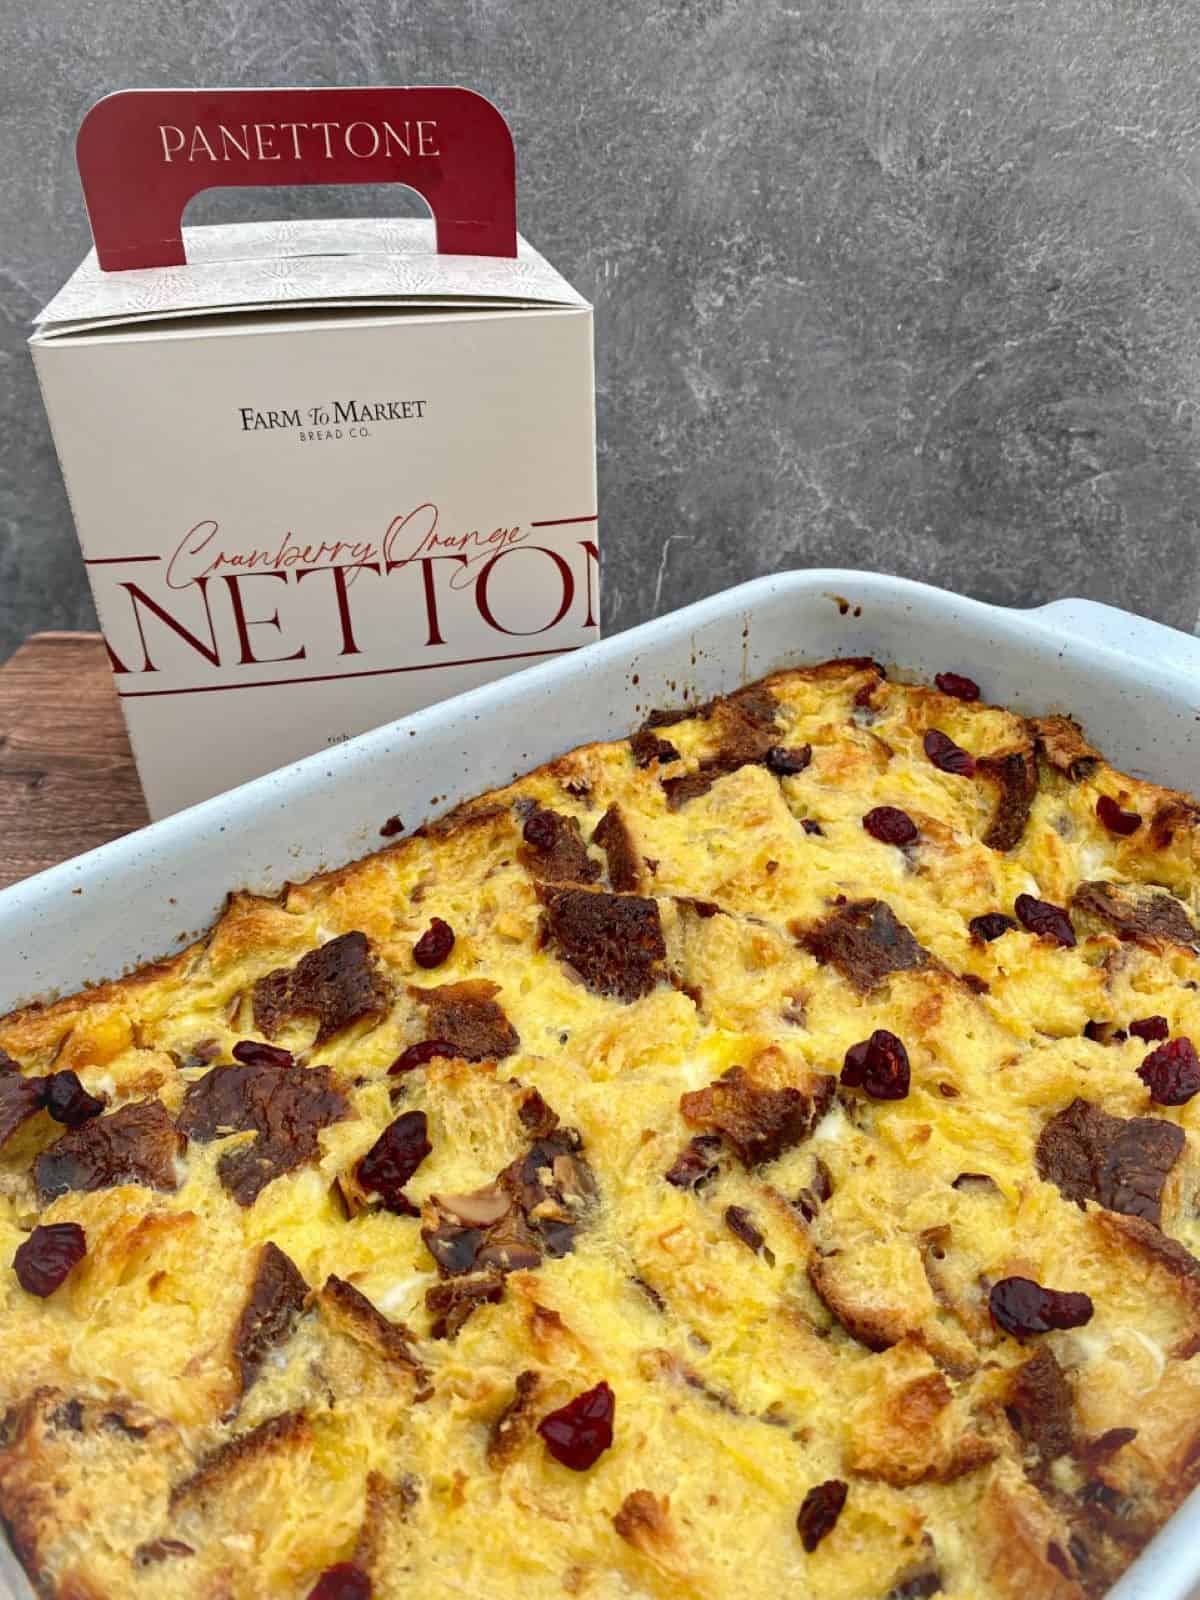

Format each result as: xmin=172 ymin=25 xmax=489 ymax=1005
xmin=229 ymin=1242 xmax=308 ymax=1405
xmin=0 ymin=949 xmax=198 ymax=1062
xmin=612 ymin=1488 xmax=674 ymax=1555
xmin=485 ymin=1369 xmax=542 ymax=1469
xmin=317 ymin=1275 xmax=424 ymax=1376
xmin=1029 ymin=714 xmax=1102 ymax=780
xmin=977 ymin=1470 xmax=1086 ymax=1600
xmin=679 ymin=1049 xmax=835 ymax=1167
xmin=979 ymin=744 xmax=1039 ymax=852
xmin=410 ymin=978 xmax=520 ymax=1061
xmin=351 ymin=1469 xmax=418 ymax=1576
xmin=592 ymin=803 xmax=642 ymax=893
xmin=611 ymin=1489 xmax=693 ymax=1586
xmin=168 ymin=1411 xmax=310 ymax=1514
xmin=0 ymin=1389 xmax=188 ymax=1597
xmin=796 ymin=898 xmax=933 ymax=991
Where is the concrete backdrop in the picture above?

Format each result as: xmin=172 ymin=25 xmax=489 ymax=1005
xmin=2 ymin=0 xmax=1199 ymax=663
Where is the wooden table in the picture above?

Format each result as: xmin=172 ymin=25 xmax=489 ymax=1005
xmin=0 ymin=633 xmax=148 ymax=889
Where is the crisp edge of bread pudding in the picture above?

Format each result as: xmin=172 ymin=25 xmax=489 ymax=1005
xmin=0 ymin=656 xmax=1197 ymax=1600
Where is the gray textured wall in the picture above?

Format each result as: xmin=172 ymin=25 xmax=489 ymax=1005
xmin=3 ymin=0 xmax=1199 ymax=664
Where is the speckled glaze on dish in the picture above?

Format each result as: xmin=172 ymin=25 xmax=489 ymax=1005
xmin=0 ymin=568 xmax=1197 ymax=1600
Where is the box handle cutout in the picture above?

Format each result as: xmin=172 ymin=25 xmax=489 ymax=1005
xmin=77 ymin=86 xmax=517 ymax=271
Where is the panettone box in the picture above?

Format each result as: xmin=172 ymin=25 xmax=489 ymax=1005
xmin=30 ymin=88 xmax=597 ymax=819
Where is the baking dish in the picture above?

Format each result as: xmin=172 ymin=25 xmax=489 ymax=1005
xmin=0 ymin=565 xmax=1197 ymax=1600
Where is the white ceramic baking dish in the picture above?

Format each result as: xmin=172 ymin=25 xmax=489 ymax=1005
xmin=0 ymin=566 xmax=1198 ymax=1600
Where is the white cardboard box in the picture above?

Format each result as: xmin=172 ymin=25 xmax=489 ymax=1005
xmin=30 ymin=92 xmax=597 ymax=819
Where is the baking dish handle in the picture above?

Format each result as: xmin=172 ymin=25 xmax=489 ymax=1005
xmin=1032 ymin=597 xmax=1200 ymax=680
xmin=76 ymin=86 xmax=517 ymax=271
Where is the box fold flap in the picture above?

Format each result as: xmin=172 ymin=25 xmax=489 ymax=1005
xmin=35 ymin=219 xmax=587 ymax=335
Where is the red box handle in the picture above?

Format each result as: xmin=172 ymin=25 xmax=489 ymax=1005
xmin=76 ymin=86 xmax=517 ymax=272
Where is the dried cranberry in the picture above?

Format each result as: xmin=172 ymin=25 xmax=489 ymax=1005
xmin=537 ymin=1380 xmax=615 ymax=1470
xmin=1015 ymin=894 xmax=1076 ymax=947
xmin=388 ymin=1039 xmax=457 ymax=1074
xmin=969 ymin=912 xmax=1018 ymax=943
xmin=802 ymin=819 xmax=824 ymax=836
xmin=14 ymin=1222 xmax=87 ymax=1297
xmin=307 ymin=1563 xmax=371 ymax=1600
xmin=413 ymin=917 xmax=455 ymax=969
xmin=1137 ymin=1037 xmax=1200 ymax=1105
xmin=841 ymin=1041 xmax=869 ymax=1084
xmin=1130 ymin=1015 xmax=1170 ymax=1043
xmin=796 ymin=1479 xmax=848 ymax=1552
xmin=42 ymin=1071 xmax=104 ymax=1127
xmin=232 ymin=1040 xmax=295 ymax=1070
xmin=357 ymin=1111 xmax=431 ymax=1211
xmin=923 ymin=728 xmax=976 ymax=777
xmin=862 ymin=806 xmax=918 ymax=846
xmin=841 ymin=1030 xmax=910 ymax=1100
xmin=1096 ymin=795 xmax=1142 ymax=836
xmin=522 ymin=811 xmax=560 ymax=851
xmin=989 ymin=1275 xmax=1093 ymax=1339
xmin=765 ymin=744 xmax=812 ymax=777
xmin=935 ymin=671 xmax=981 ymax=702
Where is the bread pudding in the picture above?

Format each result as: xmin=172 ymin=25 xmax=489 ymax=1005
xmin=0 ymin=656 xmax=1198 ymax=1600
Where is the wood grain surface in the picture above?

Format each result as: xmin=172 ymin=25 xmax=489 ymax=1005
xmin=0 ymin=633 xmax=148 ymax=889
